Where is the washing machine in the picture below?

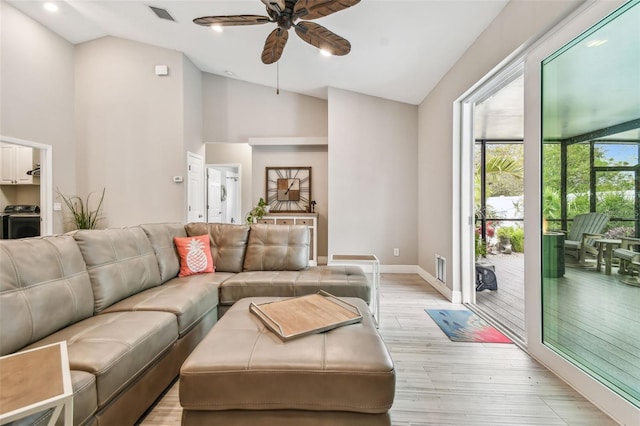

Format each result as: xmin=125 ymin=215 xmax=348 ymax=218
xmin=2 ymin=205 xmax=41 ymax=239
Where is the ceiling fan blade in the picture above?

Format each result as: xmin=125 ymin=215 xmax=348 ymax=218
xmin=294 ymin=0 xmax=361 ymax=20
xmin=262 ymin=28 xmax=289 ymax=64
xmin=193 ymin=15 xmax=271 ymax=27
xmin=295 ymin=22 xmax=351 ymax=56
xmin=260 ymin=0 xmax=286 ymax=14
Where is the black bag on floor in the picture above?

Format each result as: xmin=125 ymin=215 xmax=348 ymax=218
xmin=475 ymin=265 xmax=498 ymax=291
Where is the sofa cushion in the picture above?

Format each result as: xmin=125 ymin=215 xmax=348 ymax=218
xmin=175 ymin=235 xmax=214 ymax=277
xmin=185 ymin=223 xmax=250 ymax=273
xmin=140 ymin=223 xmax=186 ymax=282
xmin=293 ymin=265 xmax=371 ymax=303
xmin=73 ymin=227 xmax=162 ymax=313
xmin=24 ymin=311 xmax=177 ymax=408
xmin=218 ymin=271 xmax=301 ymax=305
xmin=101 ymin=272 xmax=232 ymax=336
xmin=218 ymin=266 xmax=370 ymax=306
xmin=0 ymin=235 xmax=94 ymax=356
xmin=243 ymin=224 xmax=309 ymax=271
xmin=70 ymin=370 xmax=98 ymax=426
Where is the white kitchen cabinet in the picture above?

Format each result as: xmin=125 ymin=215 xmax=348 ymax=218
xmin=0 ymin=143 xmax=34 ymax=185
xmin=258 ymin=213 xmax=318 ymax=266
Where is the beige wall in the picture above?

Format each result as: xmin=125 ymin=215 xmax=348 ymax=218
xmin=205 ymin=142 xmax=253 ymax=221
xmin=183 ymin=56 xmax=204 ymax=157
xmin=0 ymin=1 xmax=75 ymax=233
xmin=251 ymin=145 xmax=329 ymax=258
xmin=75 ymin=36 xmax=198 ymax=227
xmin=418 ymin=0 xmax=583 ymax=291
xmin=328 ymin=88 xmax=419 ymax=265
xmin=202 ymin=73 xmax=328 ymax=143
xmin=202 ymin=72 xmax=330 ymax=255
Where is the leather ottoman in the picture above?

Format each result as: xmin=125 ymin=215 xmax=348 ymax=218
xmin=179 ymin=297 xmax=395 ymax=426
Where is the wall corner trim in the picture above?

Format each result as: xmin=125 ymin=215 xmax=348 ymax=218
xmin=248 ymin=137 xmax=328 ymax=146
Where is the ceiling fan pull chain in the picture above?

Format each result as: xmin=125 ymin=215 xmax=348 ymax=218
xmin=277 ymin=61 xmax=280 ymax=95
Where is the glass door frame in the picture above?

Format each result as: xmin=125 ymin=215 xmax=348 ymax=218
xmin=525 ymin=1 xmax=638 ymax=423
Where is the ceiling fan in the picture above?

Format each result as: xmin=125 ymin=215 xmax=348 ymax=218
xmin=193 ymin=0 xmax=361 ymax=64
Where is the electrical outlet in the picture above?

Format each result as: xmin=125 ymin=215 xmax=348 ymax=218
xmin=393 ymin=248 xmax=400 ymax=257
xmin=53 ymin=202 xmax=62 ymax=211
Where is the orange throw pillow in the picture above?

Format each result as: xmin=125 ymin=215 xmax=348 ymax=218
xmin=174 ymin=235 xmax=214 ymax=277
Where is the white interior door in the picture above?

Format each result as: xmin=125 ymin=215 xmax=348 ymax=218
xmin=207 ymin=168 xmax=222 ymax=223
xmin=187 ymin=152 xmax=204 ymax=223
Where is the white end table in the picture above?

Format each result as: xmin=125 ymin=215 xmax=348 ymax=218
xmin=0 ymin=341 xmax=73 ymax=426
xmin=329 ymin=254 xmax=380 ymax=327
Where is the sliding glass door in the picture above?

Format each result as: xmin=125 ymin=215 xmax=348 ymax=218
xmin=540 ymin=0 xmax=639 ymax=408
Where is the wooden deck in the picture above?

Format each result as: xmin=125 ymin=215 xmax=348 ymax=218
xmin=139 ymin=274 xmax=616 ymax=425
xmin=473 ymin=252 xmax=640 ymax=407
xmin=475 ymin=253 xmax=526 ymax=341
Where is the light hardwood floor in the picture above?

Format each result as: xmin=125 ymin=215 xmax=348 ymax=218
xmin=138 ymin=274 xmax=617 ymax=425
xmin=473 ymin=253 xmax=640 ymax=406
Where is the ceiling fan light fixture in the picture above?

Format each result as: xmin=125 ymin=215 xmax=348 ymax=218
xmin=194 ymin=0 xmax=360 ymax=64
xmin=43 ymin=2 xmax=59 ymax=12
xmin=210 ymin=24 xmax=224 ymax=33
xmin=320 ymin=49 xmax=332 ymax=57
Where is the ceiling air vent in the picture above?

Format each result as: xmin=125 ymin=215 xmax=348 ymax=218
xmin=149 ymin=6 xmax=175 ymax=22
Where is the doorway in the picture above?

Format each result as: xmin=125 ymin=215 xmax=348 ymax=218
xmin=458 ymin=64 xmax=526 ymax=344
xmin=187 ymin=152 xmax=205 ymax=223
xmin=0 ymin=135 xmax=53 ymax=236
xmin=206 ymin=164 xmax=241 ymax=224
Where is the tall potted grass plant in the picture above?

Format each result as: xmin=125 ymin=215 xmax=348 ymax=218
xmin=57 ymin=188 xmax=106 ymax=230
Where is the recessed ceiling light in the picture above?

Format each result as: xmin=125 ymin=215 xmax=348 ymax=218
xmin=211 ymin=25 xmax=224 ymax=33
xmin=43 ymin=2 xmax=59 ymax=12
xmin=320 ymin=49 xmax=332 ymax=57
xmin=586 ymin=39 xmax=608 ymax=47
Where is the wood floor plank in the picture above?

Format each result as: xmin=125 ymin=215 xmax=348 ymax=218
xmin=474 ymin=252 xmax=640 ymax=409
xmin=138 ymin=274 xmax=617 ymax=426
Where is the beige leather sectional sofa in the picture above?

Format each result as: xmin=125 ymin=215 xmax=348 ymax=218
xmin=0 ymin=223 xmax=369 ymax=426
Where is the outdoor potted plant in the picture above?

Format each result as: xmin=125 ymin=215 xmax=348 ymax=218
xmin=496 ymin=226 xmax=515 ymax=254
xmin=475 ymin=231 xmax=487 ymax=261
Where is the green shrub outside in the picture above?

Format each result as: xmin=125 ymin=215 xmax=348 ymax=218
xmin=511 ymin=228 xmax=524 ymax=252
xmin=497 ymin=226 xmax=524 ymax=253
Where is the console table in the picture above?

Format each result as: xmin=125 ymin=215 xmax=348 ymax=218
xmin=259 ymin=213 xmax=318 ymax=266
xmin=0 ymin=341 xmax=73 ymax=426
xmin=329 ymin=254 xmax=380 ymax=327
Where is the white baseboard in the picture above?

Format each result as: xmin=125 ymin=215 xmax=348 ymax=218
xmin=324 ymin=261 xmax=461 ymax=303
xmin=380 ymin=264 xmax=420 ymax=274
xmin=415 ymin=265 xmax=461 ymax=304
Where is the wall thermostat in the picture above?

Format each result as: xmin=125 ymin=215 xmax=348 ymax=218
xmin=155 ymin=65 xmax=169 ymax=76
xmin=173 ymin=176 xmax=183 ymax=183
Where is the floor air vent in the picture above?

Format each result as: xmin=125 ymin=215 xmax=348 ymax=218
xmin=149 ymin=6 xmax=175 ymax=22
xmin=435 ymin=255 xmax=446 ymax=283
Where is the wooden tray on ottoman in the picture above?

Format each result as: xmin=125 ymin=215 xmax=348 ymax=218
xmin=249 ymin=291 xmax=363 ymax=341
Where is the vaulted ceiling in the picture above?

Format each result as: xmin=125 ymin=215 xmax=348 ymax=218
xmin=7 ymin=0 xmax=510 ymax=105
